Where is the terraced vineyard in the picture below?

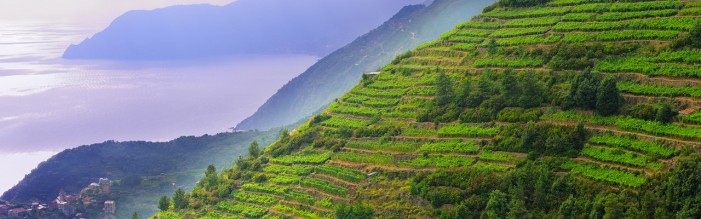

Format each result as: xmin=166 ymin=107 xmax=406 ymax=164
xmin=154 ymin=0 xmax=701 ymax=218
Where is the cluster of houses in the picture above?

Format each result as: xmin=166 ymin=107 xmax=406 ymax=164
xmin=0 ymin=178 xmax=117 ymax=219
xmin=0 ymin=200 xmax=47 ymax=218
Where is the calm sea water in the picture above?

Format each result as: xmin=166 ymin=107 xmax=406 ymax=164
xmin=0 ymin=22 xmax=317 ymax=192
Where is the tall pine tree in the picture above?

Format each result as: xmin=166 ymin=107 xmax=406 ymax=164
xmin=435 ymin=72 xmax=454 ymax=106
xmin=595 ymin=78 xmax=622 ymax=116
xmin=483 ymin=190 xmax=509 ymax=219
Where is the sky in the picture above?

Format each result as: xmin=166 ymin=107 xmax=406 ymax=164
xmin=0 ymin=0 xmax=234 ymax=28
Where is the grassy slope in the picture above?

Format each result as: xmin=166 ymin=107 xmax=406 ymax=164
xmin=158 ymin=0 xmax=701 ymax=218
xmin=235 ymin=0 xmax=495 ymax=131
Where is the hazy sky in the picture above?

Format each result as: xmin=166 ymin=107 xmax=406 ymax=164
xmin=0 ymin=0 xmax=234 ymax=28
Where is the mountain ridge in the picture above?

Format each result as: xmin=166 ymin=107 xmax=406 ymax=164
xmin=63 ymin=0 xmax=424 ymax=60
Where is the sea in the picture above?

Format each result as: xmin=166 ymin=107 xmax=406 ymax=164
xmin=0 ymin=21 xmax=317 ymax=193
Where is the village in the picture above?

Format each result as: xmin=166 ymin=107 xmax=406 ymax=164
xmin=0 ymin=178 xmax=116 ymax=219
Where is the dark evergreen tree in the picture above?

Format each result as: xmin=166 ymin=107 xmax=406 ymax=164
xmin=655 ymin=102 xmax=677 ymax=124
xmin=672 ymin=22 xmax=701 ymax=49
xmin=518 ymin=71 xmax=544 ymax=108
xmin=595 ymin=78 xmax=622 ymax=116
xmin=435 ymin=72 xmax=454 ymax=106
xmin=235 ymin=156 xmax=250 ymax=171
xmin=625 ymin=207 xmax=642 ymax=219
xmin=520 ymin=122 xmax=537 ymax=150
xmin=533 ymin=168 xmax=550 ymax=208
xmin=691 ymin=22 xmax=701 ymax=48
xmin=248 ymin=141 xmax=261 ymax=157
xmin=280 ymin=128 xmax=290 ymax=140
xmin=500 ymin=69 xmax=520 ymax=106
xmin=576 ymin=78 xmax=598 ymax=110
xmin=664 ymin=155 xmax=701 ymax=218
xmin=603 ymin=194 xmax=624 ymax=219
xmin=590 ymin=193 xmax=606 ymax=219
xmin=336 ymin=200 xmax=374 ymax=219
xmin=483 ymin=190 xmax=508 ymax=219
xmin=457 ymin=81 xmax=472 ymax=108
xmin=488 ymin=39 xmax=498 ymax=55
xmin=173 ymin=188 xmax=188 ymax=209
xmin=158 ymin=196 xmax=170 ymax=211
xmin=204 ymin=164 xmax=218 ymax=188
xmin=563 ymin=69 xmax=600 ymax=110
xmin=551 ymin=174 xmax=575 ymax=201
xmin=575 ymin=122 xmax=588 ymax=147
xmin=131 ymin=212 xmax=141 ymax=219
xmin=558 ymin=195 xmax=577 ymax=219
xmin=507 ymin=198 xmax=528 ymax=219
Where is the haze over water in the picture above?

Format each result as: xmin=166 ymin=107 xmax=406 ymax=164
xmin=0 ymin=21 xmax=317 ymax=193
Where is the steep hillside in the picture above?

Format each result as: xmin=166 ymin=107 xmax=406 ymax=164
xmin=158 ymin=0 xmax=701 ymax=218
xmin=2 ymin=130 xmax=280 ymax=218
xmin=63 ymin=0 xmax=423 ymax=60
xmin=236 ymin=0 xmax=495 ymax=131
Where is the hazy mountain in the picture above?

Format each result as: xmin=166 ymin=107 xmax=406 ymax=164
xmin=62 ymin=0 xmax=424 ymax=60
xmin=236 ymin=0 xmax=496 ymax=131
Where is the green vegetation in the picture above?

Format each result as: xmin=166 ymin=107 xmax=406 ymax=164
xmin=654 ymin=49 xmax=701 ymax=64
xmin=159 ymin=0 xmax=701 ymax=218
xmin=497 ymin=108 xmax=542 ymax=122
xmin=270 ymin=152 xmax=332 ymax=165
xmin=562 ymin=12 xmax=595 ymax=21
xmin=681 ymin=111 xmax=701 ymax=124
xmin=598 ymin=116 xmax=701 ymax=140
xmin=328 ymin=104 xmax=379 ymax=117
xmin=617 ymin=81 xmax=701 ymax=98
xmin=334 ymin=151 xmax=394 ymax=165
xmin=400 ymin=155 xmax=476 ymax=167
xmin=581 ymin=146 xmax=663 ymax=170
xmin=571 ymin=1 xmax=682 ymax=13
xmin=273 ymin=204 xmax=329 ymax=219
xmin=314 ymin=165 xmax=366 ymax=182
xmin=472 ymin=162 xmax=511 ymax=171
xmin=482 ymin=7 xmax=571 ymax=18
xmin=320 ymin=116 xmax=370 ymax=128
xmin=595 ymin=9 xmax=677 ymax=21
xmin=241 ymin=183 xmax=287 ymax=195
xmin=473 ymin=57 xmax=545 ymax=67
xmin=262 ymin=165 xmax=313 ymax=176
xmin=437 ymin=124 xmax=500 ymax=137
xmin=345 ymin=140 xmax=420 ymax=152
xmin=401 ymin=127 xmax=436 ymax=137
xmin=561 ymin=30 xmax=680 ymax=43
xmin=562 ymin=161 xmax=646 ymax=187
xmin=503 ymin=17 xmax=560 ymax=27
xmin=494 ymin=35 xmax=561 ymax=46
xmin=489 ymin=27 xmax=551 ymax=37
xmin=268 ymin=175 xmax=302 ymax=185
xmin=351 ymin=87 xmax=406 ymax=98
xmin=232 ymin=192 xmax=277 ymax=206
xmin=418 ymin=140 xmax=481 ymax=153
xmin=596 ymin=57 xmax=701 ymax=78
xmin=300 ymin=177 xmax=348 ymax=196
xmin=216 ymin=201 xmax=267 ymax=218
xmin=479 ymin=150 xmax=520 ymax=162
xmin=589 ymin=134 xmax=676 ymax=158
